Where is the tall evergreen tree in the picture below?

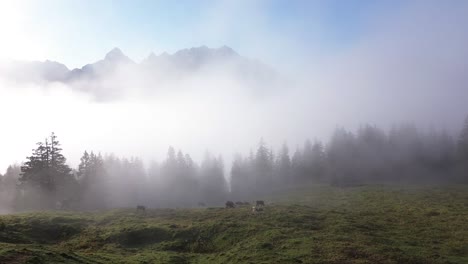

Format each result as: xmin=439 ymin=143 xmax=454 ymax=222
xmin=77 ymin=151 xmax=107 ymax=209
xmin=254 ymin=138 xmax=274 ymax=193
xmin=199 ymin=153 xmax=227 ymax=205
xmin=458 ymin=116 xmax=468 ymax=180
xmin=275 ymin=143 xmax=291 ymax=186
xmin=291 ymin=147 xmax=304 ymax=184
xmin=19 ymin=133 xmax=73 ymax=208
xmin=302 ymin=139 xmax=325 ymax=181
xmin=0 ymin=165 xmax=21 ymax=212
xmin=310 ymin=140 xmax=325 ymax=181
xmin=20 ymin=133 xmax=72 ymax=190
xmin=230 ymin=154 xmax=247 ymax=199
xmin=458 ymin=116 xmax=468 ymax=160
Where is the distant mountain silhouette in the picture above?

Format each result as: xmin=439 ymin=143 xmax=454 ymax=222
xmin=0 ymin=46 xmax=278 ymax=99
xmin=67 ymin=47 xmax=135 ymax=81
xmin=1 ymin=60 xmax=69 ymax=83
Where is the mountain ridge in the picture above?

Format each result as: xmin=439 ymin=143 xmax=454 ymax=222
xmin=0 ymin=45 xmax=279 ymax=99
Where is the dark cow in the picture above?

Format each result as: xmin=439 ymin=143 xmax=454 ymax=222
xmin=252 ymin=206 xmax=264 ymax=213
xmin=136 ymin=205 xmax=146 ymax=213
xmin=198 ymin=202 xmax=206 ymax=207
xmin=256 ymin=200 xmax=265 ymax=207
xmin=225 ymin=201 xmax=235 ymax=208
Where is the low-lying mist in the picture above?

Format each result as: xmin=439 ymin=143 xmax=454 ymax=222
xmin=1 ymin=0 xmax=468 ymax=213
xmin=1 ymin=2 xmax=467 ymax=173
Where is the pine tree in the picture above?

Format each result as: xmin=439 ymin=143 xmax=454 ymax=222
xmin=458 ymin=116 xmax=468 ymax=161
xmin=310 ymin=140 xmax=325 ymax=181
xmin=19 ymin=133 xmax=73 ymax=207
xmin=291 ymin=148 xmax=303 ymax=183
xmin=49 ymin=133 xmax=71 ymax=180
xmin=230 ymin=154 xmax=245 ymax=198
xmin=20 ymin=141 xmax=49 ymax=189
xmin=77 ymin=151 xmax=107 ymax=209
xmin=199 ymin=153 xmax=227 ymax=205
xmin=4 ymin=165 xmax=21 ymax=186
xmin=78 ymin=151 xmax=91 ymax=182
xmin=276 ymin=143 xmax=291 ymax=186
xmin=458 ymin=116 xmax=468 ymax=180
xmin=0 ymin=165 xmax=21 ymax=211
xmin=254 ymin=138 xmax=274 ymax=192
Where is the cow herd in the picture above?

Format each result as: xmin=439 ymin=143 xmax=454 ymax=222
xmin=135 ymin=200 xmax=267 ymax=213
xmin=225 ymin=200 xmax=266 ymax=214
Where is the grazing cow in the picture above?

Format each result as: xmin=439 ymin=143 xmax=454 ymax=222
xmin=198 ymin=202 xmax=206 ymax=207
xmin=136 ymin=205 xmax=146 ymax=213
xmin=252 ymin=206 xmax=264 ymax=213
xmin=225 ymin=201 xmax=235 ymax=208
xmin=256 ymin=200 xmax=265 ymax=207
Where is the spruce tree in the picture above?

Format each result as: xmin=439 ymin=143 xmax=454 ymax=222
xmin=255 ymin=138 xmax=274 ymax=192
xmin=276 ymin=143 xmax=291 ymax=186
xmin=19 ymin=133 xmax=72 ymax=206
xmin=458 ymin=116 xmax=468 ymax=160
xmin=458 ymin=116 xmax=468 ymax=180
xmin=77 ymin=151 xmax=107 ymax=209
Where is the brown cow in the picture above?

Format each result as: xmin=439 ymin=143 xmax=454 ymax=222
xmin=252 ymin=206 xmax=264 ymax=214
xmin=136 ymin=205 xmax=146 ymax=213
xmin=225 ymin=201 xmax=235 ymax=208
xmin=256 ymin=200 xmax=265 ymax=207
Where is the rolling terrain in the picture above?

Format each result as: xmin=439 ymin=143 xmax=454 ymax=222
xmin=0 ymin=185 xmax=467 ymax=264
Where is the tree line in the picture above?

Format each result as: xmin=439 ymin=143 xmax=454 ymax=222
xmin=1 ymin=117 xmax=468 ymax=211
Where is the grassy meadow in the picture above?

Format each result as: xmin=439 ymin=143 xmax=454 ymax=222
xmin=0 ymin=185 xmax=467 ymax=264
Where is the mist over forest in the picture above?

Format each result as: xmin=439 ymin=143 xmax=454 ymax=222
xmin=1 ymin=117 xmax=467 ymax=213
xmin=1 ymin=1 xmax=468 ymax=176
xmin=0 ymin=0 xmax=468 ymax=213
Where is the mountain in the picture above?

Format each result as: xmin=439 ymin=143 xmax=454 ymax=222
xmin=68 ymin=47 xmax=135 ymax=81
xmin=0 ymin=60 xmax=70 ymax=83
xmin=0 ymin=46 xmax=278 ymax=98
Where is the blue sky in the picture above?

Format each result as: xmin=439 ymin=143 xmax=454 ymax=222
xmin=0 ymin=0 xmax=404 ymax=69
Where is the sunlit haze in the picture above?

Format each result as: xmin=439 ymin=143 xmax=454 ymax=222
xmin=1 ymin=0 xmax=467 ymax=172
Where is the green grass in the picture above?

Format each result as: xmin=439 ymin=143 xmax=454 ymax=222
xmin=0 ymin=185 xmax=467 ymax=263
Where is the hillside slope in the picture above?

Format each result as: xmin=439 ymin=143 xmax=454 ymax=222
xmin=0 ymin=185 xmax=467 ymax=264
